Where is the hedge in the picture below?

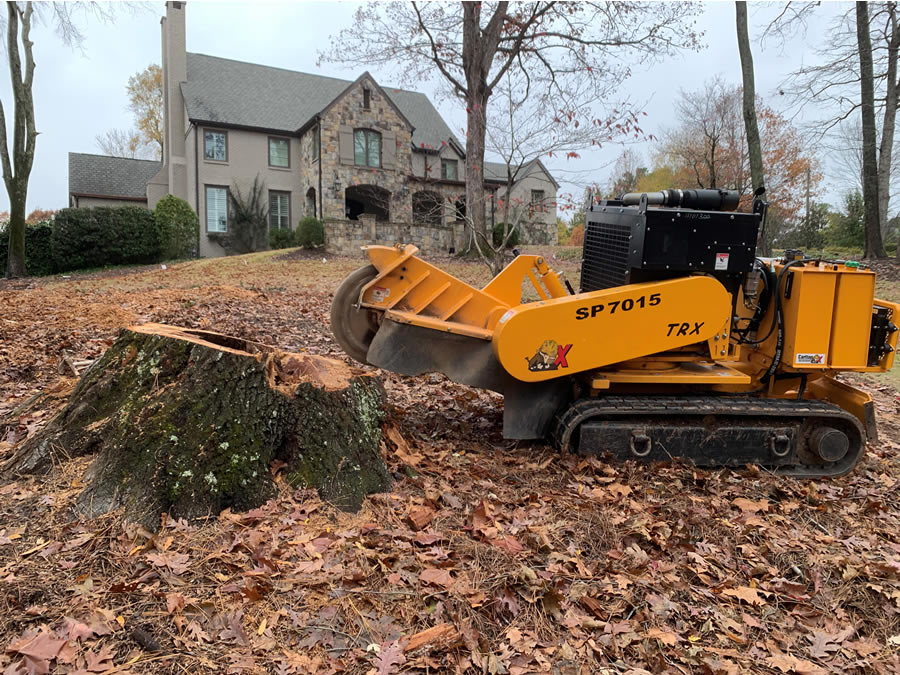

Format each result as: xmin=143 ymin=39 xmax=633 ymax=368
xmin=51 ymin=206 xmax=162 ymax=272
xmin=155 ymin=195 xmax=199 ymax=259
xmin=0 ymin=222 xmax=56 ymax=276
xmin=296 ymin=217 xmax=324 ymax=249
xmin=269 ymin=227 xmax=296 ymax=250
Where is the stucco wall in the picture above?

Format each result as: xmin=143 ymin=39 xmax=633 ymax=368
xmin=194 ymin=126 xmax=306 ymax=258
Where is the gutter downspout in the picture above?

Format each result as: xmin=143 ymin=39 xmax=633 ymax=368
xmin=317 ymin=115 xmax=323 ymax=220
xmin=193 ymin=122 xmax=200 ymax=257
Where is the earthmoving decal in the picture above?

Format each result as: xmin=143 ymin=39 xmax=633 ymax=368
xmin=527 ymin=340 xmax=572 ymax=371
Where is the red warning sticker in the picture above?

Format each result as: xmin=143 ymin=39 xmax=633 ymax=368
xmin=715 ymin=253 xmax=730 ymax=271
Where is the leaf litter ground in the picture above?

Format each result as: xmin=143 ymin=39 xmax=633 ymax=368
xmin=1 ymin=249 xmax=900 ymax=674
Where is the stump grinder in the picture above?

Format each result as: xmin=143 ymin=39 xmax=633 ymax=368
xmin=331 ymin=189 xmax=899 ymax=477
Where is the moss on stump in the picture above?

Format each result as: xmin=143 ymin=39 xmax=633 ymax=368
xmin=5 ymin=324 xmax=390 ymax=528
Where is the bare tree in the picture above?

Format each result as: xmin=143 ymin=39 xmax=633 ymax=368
xmin=857 ymin=2 xmax=888 ymax=258
xmin=607 ymin=149 xmax=647 ymax=196
xmin=735 ymin=1 xmax=768 ymax=252
xmin=1 ymin=2 xmax=36 ymax=278
xmin=95 ymin=128 xmax=150 ymax=159
xmin=319 ymin=2 xmax=702 ymax=244
xmin=2 ymin=1 xmax=119 ymax=278
xmin=772 ymin=2 xmax=897 ymax=258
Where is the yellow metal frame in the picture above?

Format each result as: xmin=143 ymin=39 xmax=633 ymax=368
xmin=358 ymin=246 xmax=898 ymax=416
xmin=358 ymin=245 xmax=568 ymax=339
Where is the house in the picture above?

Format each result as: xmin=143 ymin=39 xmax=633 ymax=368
xmin=68 ymin=153 xmax=161 ymax=208
xmin=69 ymin=2 xmax=558 ymax=256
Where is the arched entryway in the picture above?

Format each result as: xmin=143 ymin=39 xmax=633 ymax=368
xmin=345 ymin=184 xmax=390 ymax=221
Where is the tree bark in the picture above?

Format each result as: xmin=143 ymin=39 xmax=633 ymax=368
xmin=880 ymin=5 xmax=899 ymax=237
xmin=3 ymin=324 xmax=390 ymax=529
xmin=1 ymin=2 xmax=38 ymax=279
xmin=857 ymin=1 xmax=888 ymax=258
xmin=735 ymin=1 xmax=768 ymax=254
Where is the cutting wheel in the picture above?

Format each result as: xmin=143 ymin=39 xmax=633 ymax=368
xmin=330 ymin=264 xmax=380 ymax=365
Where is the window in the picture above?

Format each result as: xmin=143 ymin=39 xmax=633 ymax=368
xmin=206 ymin=186 xmax=228 ymax=232
xmin=363 ymin=87 xmax=371 ymax=109
xmin=531 ymin=189 xmax=546 ymax=212
xmin=441 ymin=159 xmax=458 ymax=181
xmin=203 ymin=130 xmax=227 ymax=162
xmin=269 ymin=137 xmax=290 ymax=168
xmin=454 ymin=197 xmax=466 ymax=222
xmin=269 ymin=191 xmax=290 ymax=230
xmin=311 ymin=126 xmax=319 ymax=160
xmin=353 ymin=129 xmax=381 ymax=167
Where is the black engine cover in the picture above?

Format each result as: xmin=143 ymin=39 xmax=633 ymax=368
xmin=580 ymin=200 xmax=761 ymax=292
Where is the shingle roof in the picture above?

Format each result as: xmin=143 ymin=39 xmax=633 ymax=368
xmin=483 ymin=159 xmax=560 ymax=188
xmin=181 ymin=53 xmax=461 ymax=150
xmin=68 ymin=153 xmax=161 ymax=198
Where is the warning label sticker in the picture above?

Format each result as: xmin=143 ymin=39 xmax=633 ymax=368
xmin=370 ymin=286 xmax=390 ymax=302
xmin=715 ymin=253 xmax=730 ymax=271
xmin=795 ymin=353 xmax=826 ymax=365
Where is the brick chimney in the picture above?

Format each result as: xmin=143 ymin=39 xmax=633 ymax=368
xmin=161 ymin=1 xmax=187 ymax=199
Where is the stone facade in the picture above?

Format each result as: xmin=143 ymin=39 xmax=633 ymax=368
xmin=325 ymin=218 xmax=468 ymax=256
xmin=319 ymin=77 xmax=414 ymax=223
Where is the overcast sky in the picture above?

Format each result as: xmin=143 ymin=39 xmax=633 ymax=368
xmin=0 ymin=0 xmax=850 ymax=215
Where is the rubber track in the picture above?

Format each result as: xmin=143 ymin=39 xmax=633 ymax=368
xmin=551 ymin=396 xmax=866 ymax=478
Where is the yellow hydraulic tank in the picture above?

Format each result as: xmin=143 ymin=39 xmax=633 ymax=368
xmin=777 ymin=261 xmax=880 ymax=370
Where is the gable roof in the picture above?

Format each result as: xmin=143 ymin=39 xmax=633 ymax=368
xmin=483 ymin=158 xmax=560 ymax=189
xmin=68 ymin=153 xmax=161 ymax=199
xmin=181 ymin=53 xmax=461 ymax=150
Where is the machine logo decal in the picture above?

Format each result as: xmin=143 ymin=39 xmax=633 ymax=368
xmin=527 ymin=340 xmax=572 ymax=372
xmin=796 ymin=353 xmax=826 ymax=365
xmin=667 ymin=322 xmax=704 ymax=337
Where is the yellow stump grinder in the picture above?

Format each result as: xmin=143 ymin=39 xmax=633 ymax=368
xmin=331 ymin=189 xmax=899 ymax=477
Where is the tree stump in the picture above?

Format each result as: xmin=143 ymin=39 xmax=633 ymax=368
xmin=4 ymin=324 xmax=390 ymax=528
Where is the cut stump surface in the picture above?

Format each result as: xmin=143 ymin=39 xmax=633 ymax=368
xmin=5 ymin=323 xmax=390 ymax=528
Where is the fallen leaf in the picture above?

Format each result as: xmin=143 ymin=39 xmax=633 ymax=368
xmin=419 ymin=568 xmax=454 ymax=589
xmin=721 ymin=586 xmax=766 ymax=606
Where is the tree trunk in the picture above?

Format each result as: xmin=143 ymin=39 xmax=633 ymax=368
xmin=857 ymin=1 xmax=888 ymax=258
xmin=465 ymin=85 xmax=488 ymax=241
xmin=3 ymin=324 xmax=390 ymax=529
xmin=735 ymin=1 xmax=769 ymax=255
xmin=1 ymin=3 xmax=37 ymax=279
xmin=5 ymin=189 xmax=26 ymax=277
xmin=879 ymin=5 xmax=899 ymax=238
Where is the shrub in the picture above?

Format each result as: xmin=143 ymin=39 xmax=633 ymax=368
xmin=51 ymin=206 xmax=161 ymax=272
xmin=0 ymin=221 xmax=56 ymax=276
xmin=154 ymin=195 xmax=199 ymax=260
xmin=269 ymin=227 xmax=296 ymax=249
xmin=214 ymin=177 xmax=269 ymax=254
xmin=568 ymin=224 xmax=585 ymax=247
xmin=296 ymin=216 xmax=324 ymax=249
xmin=492 ymin=222 xmax=520 ymax=249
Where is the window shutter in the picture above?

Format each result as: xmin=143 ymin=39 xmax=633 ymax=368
xmin=339 ymin=126 xmax=354 ymax=165
xmin=382 ymin=131 xmax=396 ymax=170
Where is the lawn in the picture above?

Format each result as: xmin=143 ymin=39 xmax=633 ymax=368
xmin=1 ymin=248 xmax=900 ymax=674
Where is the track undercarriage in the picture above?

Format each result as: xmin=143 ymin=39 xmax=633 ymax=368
xmin=551 ymin=395 xmax=867 ymax=478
